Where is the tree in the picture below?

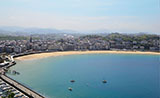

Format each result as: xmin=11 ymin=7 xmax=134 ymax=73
xmin=8 ymin=93 xmax=15 ymax=98
xmin=1 ymin=90 xmax=15 ymax=98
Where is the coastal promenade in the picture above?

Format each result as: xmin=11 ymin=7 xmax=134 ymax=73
xmin=0 ymin=74 xmax=45 ymax=98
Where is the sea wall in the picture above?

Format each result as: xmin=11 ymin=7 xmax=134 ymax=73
xmin=0 ymin=75 xmax=45 ymax=98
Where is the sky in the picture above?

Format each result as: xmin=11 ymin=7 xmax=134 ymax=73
xmin=0 ymin=0 xmax=159 ymax=33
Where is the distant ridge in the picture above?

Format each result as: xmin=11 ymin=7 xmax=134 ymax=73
xmin=0 ymin=26 xmax=63 ymax=34
xmin=0 ymin=26 xmax=110 ymax=36
xmin=0 ymin=26 xmax=159 ymax=35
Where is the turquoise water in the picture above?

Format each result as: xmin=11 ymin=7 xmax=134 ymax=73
xmin=8 ymin=54 xmax=160 ymax=98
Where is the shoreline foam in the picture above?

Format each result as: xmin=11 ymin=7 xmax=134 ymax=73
xmin=15 ymin=51 xmax=160 ymax=61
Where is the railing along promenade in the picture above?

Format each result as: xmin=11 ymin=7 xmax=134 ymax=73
xmin=0 ymin=74 xmax=45 ymax=98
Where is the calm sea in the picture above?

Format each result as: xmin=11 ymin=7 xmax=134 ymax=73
xmin=7 ymin=54 xmax=160 ymax=98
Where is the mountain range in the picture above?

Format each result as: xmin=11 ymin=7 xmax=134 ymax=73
xmin=0 ymin=26 xmax=112 ymax=35
xmin=0 ymin=26 xmax=158 ymax=36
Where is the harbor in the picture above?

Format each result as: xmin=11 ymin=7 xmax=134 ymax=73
xmin=0 ymin=54 xmax=45 ymax=98
xmin=0 ymin=75 xmax=45 ymax=98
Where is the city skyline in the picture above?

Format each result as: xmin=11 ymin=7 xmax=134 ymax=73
xmin=0 ymin=0 xmax=159 ymax=34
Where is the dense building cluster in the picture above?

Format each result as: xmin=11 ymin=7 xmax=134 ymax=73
xmin=0 ymin=33 xmax=159 ymax=54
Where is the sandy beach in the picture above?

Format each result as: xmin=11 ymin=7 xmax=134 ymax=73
xmin=15 ymin=51 xmax=160 ymax=61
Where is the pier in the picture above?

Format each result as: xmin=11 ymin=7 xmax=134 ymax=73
xmin=0 ymin=75 xmax=45 ymax=98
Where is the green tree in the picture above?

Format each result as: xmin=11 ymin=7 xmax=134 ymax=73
xmin=8 ymin=93 xmax=15 ymax=98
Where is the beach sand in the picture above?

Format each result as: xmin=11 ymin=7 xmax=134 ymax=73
xmin=15 ymin=51 xmax=160 ymax=61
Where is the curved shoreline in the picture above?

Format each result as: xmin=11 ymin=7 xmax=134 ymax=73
xmin=15 ymin=51 xmax=160 ymax=61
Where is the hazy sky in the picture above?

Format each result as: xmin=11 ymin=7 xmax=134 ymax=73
xmin=0 ymin=0 xmax=159 ymax=33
